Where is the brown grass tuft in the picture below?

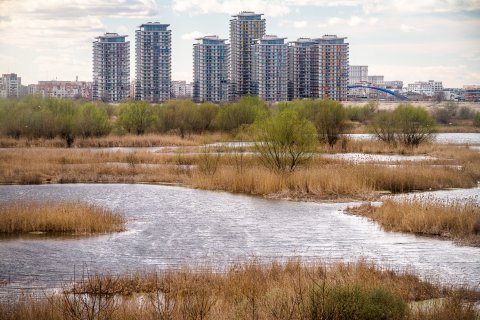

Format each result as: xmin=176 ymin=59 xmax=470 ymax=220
xmin=0 ymin=260 xmax=478 ymax=320
xmin=0 ymin=201 xmax=126 ymax=234
xmin=347 ymin=200 xmax=480 ymax=246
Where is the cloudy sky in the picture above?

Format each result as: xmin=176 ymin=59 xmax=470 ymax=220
xmin=0 ymin=0 xmax=479 ymax=87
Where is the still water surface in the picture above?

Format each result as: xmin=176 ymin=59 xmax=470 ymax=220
xmin=0 ymin=184 xmax=479 ymax=295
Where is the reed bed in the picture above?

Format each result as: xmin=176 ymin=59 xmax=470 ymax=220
xmin=0 ymin=132 xmax=230 ymax=148
xmin=191 ymin=163 xmax=477 ymax=200
xmin=347 ymin=200 xmax=480 ymax=246
xmin=0 ymin=260 xmax=478 ymax=320
xmin=0 ymin=201 xmax=126 ymax=234
xmin=1 ymin=145 xmax=479 ymax=201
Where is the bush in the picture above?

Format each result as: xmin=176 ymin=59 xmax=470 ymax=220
xmin=214 ymin=96 xmax=267 ymax=132
xmin=474 ymin=112 xmax=480 ymax=127
xmin=370 ymin=104 xmax=436 ymax=147
xmin=117 ymin=101 xmax=155 ymax=135
xmin=304 ymin=284 xmax=407 ymax=320
xmin=395 ymin=104 xmax=437 ymax=146
xmin=345 ymin=101 xmax=377 ymax=123
xmin=254 ymin=109 xmax=318 ymax=172
xmin=314 ymin=100 xmax=347 ymax=147
xmin=77 ymin=103 xmax=111 ymax=138
xmin=156 ymin=100 xmax=218 ymax=137
xmin=370 ymin=111 xmax=397 ymax=144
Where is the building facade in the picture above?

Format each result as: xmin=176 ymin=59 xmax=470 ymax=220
xmin=367 ymin=75 xmax=384 ymax=86
xmin=171 ymin=81 xmax=193 ymax=99
xmin=252 ymin=35 xmax=288 ymax=102
xmin=464 ymin=85 xmax=480 ymax=102
xmin=315 ymin=35 xmax=349 ymax=101
xmin=349 ymin=66 xmax=368 ymax=85
xmin=193 ymin=36 xmax=229 ymax=103
xmin=0 ymin=73 xmax=22 ymax=98
xmin=34 ymin=80 xmax=92 ymax=99
xmin=407 ymin=80 xmax=443 ymax=96
xmin=288 ymin=38 xmax=319 ymax=100
xmin=229 ymin=11 xmax=266 ymax=99
xmin=92 ymin=33 xmax=130 ymax=102
xmin=135 ymin=22 xmax=172 ymax=102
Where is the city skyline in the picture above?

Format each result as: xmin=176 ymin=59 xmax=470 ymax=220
xmin=0 ymin=0 xmax=479 ymax=87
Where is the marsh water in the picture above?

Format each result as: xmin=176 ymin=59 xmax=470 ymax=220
xmin=0 ymin=184 xmax=479 ymax=297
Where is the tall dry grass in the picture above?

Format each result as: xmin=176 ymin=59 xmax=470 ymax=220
xmin=0 ymin=144 xmax=478 ymax=200
xmin=0 ymin=201 xmax=126 ymax=234
xmin=0 ymin=260 xmax=478 ymax=320
xmin=191 ymin=162 xmax=477 ymax=200
xmin=0 ymin=132 xmax=230 ymax=148
xmin=347 ymin=200 xmax=480 ymax=246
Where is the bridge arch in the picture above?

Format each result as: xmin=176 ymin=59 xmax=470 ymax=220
xmin=348 ymin=85 xmax=409 ymax=101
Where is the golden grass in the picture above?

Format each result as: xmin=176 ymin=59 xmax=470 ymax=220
xmin=0 ymin=201 xmax=126 ymax=234
xmin=191 ymin=162 xmax=477 ymax=200
xmin=0 ymin=260 xmax=478 ymax=320
xmin=0 ymin=132 xmax=230 ymax=148
xmin=0 ymin=144 xmax=479 ymax=201
xmin=347 ymin=200 xmax=480 ymax=246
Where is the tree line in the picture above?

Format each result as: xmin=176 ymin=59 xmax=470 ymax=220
xmin=1 ymin=96 xmax=477 ymax=151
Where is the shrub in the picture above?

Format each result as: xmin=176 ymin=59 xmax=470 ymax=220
xmin=474 ymin=112 xmax=480 ymax=127
xmin=314 ymin=100 xmax=347 ymax=147
xmin=394 ymin=104 xmax=437 ymax=147
xmin=117 ymin=100 xmax=155 ymax=135
xmin=254 ymin=108 xmax=318 ymax=172
xmin=214 ymin=96 xmax=267 ymax=132
xmin=370 ymin=104 xmax=437 ymax=147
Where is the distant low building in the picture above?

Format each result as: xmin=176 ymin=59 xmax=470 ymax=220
xmin=368 ymin=75 xmax=384 ymax=86
xmin=407 ymin=80 xmax=443 ymax=97
xmin=464 ymin=85 xmax=480 ymax=102
xmin=35 ymin=80 xmax=92 ymax=99
xmin=349 ymin=66 xmax=368 ymax=85
xmin=171 ymin=81 xmax=193 ymax=99
xmin=0 ymin=73 xmax=22 ymax=98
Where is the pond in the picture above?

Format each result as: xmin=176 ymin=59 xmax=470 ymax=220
xmin=0 ymin=184 xmax=479 ymax=297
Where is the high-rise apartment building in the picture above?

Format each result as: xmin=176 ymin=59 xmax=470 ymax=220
xmin=92 ymin=33 xmax=130 ymax=102
xmin=288 ymin=38 xmax=319 ymax=100
xmin=0 ymin=73 xmax=21 ymax=98
xmin=252 ymin=35 xmax=288 ymax=102
xmin=230 ymin=11 xmax=266 ymax=99
xmin=135 ymin=22 xmax=172 ymax=102
xmin=193 ymin=36 xmax=229 ymax=103
xmin=349 ymin=66 xmax=368 ymax=85
xmin=315 ymin=35 xmax=349 ymax=101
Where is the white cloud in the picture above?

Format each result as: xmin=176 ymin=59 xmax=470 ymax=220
xmin=173 ymin=0 xmax=290 ymax=17
xmin=400 ymin=24 xmax=423 ymax=32
xmin=326 ymin=16 xmax=378 ymax=27
xmin=181 ymin=31 xmax=206 ymax=41
xmin=280 ymin=20 xmax=308 ymax=28
xmin=0 ymin=0 xmax=159 ymax=18
xmin=172 ymin=0 xmax=480 ymax=16
xmin=294 ymin=20 xmax=308 ymax=28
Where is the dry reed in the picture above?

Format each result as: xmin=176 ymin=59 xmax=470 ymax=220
xmin=0 ymin=260 xmax=478 ymax=320
xmin=0 ymin=132 xmax=230 ymax=148
xmin=0 ymin=201 xmax=126 ymax=234
xmin=0 ymin=143 xmax=478 ymax=201
xmin=347 ymin=200 xmax=480 ymax=246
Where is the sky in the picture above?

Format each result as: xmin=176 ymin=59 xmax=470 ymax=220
xmin=0 ymin=0 xmax=479 ymax=88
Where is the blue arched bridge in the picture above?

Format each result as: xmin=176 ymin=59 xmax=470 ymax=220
xmin=348 ymin=85 xmax=409 ymax=101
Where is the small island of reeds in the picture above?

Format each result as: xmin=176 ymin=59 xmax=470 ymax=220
xmin=0 ymin=201 xmax=126 ymax=234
